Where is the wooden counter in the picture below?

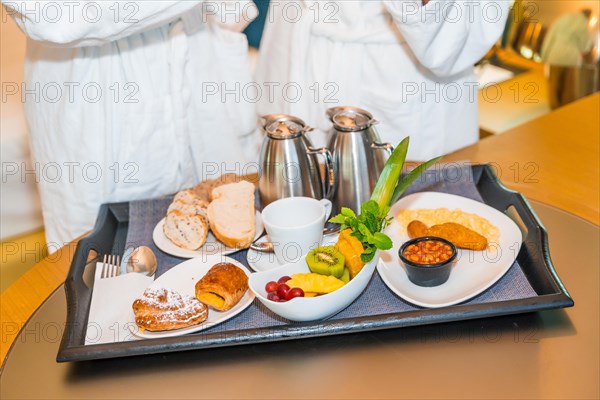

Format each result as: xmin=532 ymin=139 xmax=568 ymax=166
xmin=477 ymin=48 xmax=550 ymax=135
xmin=445 ymin=93 xmax=599 ymax=225
xmin=1 ymin=93 xmax=599 ymax=367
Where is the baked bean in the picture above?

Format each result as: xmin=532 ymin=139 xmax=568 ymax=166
xmin=402 ymin=240 xmax=453 ymax=265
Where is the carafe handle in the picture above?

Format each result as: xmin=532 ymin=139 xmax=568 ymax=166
xmin=371 ymin=142 xmax=394 ymax=155
xmin=307 ymin=147 xmax=336 ymax=200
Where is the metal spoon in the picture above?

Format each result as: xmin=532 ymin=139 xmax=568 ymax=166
xmin=249 ymin=226 xmax=341 ymax=253
xmin=122 ymin=246 xmax=157 ymax=276
xmin=250 ymin=239 xmax=274 ymax=253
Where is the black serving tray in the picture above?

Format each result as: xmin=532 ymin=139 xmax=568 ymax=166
xmin=57 ymin=165 xmax=573 ymax=362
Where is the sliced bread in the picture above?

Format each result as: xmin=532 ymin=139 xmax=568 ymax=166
xmin=173 ymin=189 xmax=203 ymax=205
xmin=192 ymin=173 xmax=241 ymax=203
xmin=207 ymin=181 xmax=256 ymax=249
xmin=167 ymin=199 xmax=209 ymax=219
xmin=163 ymin=209 xmax=209 ymax=250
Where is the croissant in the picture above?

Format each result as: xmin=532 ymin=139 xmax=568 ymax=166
xmin=195 ymin=263 xmax=248 ymax=311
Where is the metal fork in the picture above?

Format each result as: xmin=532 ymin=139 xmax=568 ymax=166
xmin=101 ymin=254 xmax=121 ymax=279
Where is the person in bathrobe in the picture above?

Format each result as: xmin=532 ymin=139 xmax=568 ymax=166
xmin=255 ymin=0 xmax=511 ymax=160
xmin=2 ymin=1 xmax=259 ymax=246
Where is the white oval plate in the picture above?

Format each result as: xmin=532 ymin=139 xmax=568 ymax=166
xmin=153 ymin=211 xmax=264 ymax=258
xmin=246 ymin=233 xmax=339 ymax=272
xmin=128 ymin=255 xmax=254 ymax=339
xmin=377 ymin=192 xmax=523 ymax=308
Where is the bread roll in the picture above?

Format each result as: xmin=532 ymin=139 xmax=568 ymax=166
xmin=163 ymin=209 xmax=208 ymax=250
xmin=207 ymin=181 xmax=256 ymax=249
xmin=195 ymin=262 xmax=249 ymax=311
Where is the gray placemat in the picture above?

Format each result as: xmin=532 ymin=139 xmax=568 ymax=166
xmin=125 ymin=165 xmax=537 ymax=333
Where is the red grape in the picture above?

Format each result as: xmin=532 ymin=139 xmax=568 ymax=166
xmin=267 ymin=292 xmax=280 ymax=302
xmin=277 ymin=276 xmax=291 ymax=284
xmin=277 ymin=283 xmax=290 ymax=298
xmin=286 ymin=287 xmax=305 ymax=300
xmin=265 ymin=281 xmax=278 ymax=293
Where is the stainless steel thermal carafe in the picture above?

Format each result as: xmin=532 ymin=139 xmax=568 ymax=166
xmin=327 ymin=106 xmax=393 ymax=215
xmin=258 ymin=114 xmax=335 ymax=207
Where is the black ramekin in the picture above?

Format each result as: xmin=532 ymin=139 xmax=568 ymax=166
xmin=398 ymin=236 xmax=458 ymax=287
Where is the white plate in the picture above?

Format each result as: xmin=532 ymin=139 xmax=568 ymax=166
xmin=153 ymin=211 xmax=264 ymax=258
xmin=128 ymin=255 xmax=254 ymax=339
xmin=377 ymin=192 xmax=523 ymax=308
xmin=246 ymin=233 xmax=339 ymax=272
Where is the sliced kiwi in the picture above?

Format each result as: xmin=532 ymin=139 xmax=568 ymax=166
xmin=339 ymin=268 xmax=350 ymax=283
xmin=306 ymin=246 xmax=345 ymax=278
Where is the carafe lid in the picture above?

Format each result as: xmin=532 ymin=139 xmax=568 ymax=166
xmin=262 ymin=114 xmax=308 ymax=139
xmin=328 ymin=107 xmax=376 ymax=132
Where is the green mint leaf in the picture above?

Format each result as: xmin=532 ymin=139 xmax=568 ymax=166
xmin=360 ymin=200 xmax=379 ymax=216
xmin=358 ymin=223 xmax=372 ymax=239
xmin=363 ymin=233 xmax=381 ymax=246
xmin=363 ymin=212 xmax=379 ymax=234
xmin=329 ymin=214 xmax=347 ymax=225
xmin=372 ymin=232 xmax=393 ymax=250
xmin=361 ymin=246 xmax=375 ymax=257
xmin=347 ymin=218 xmax=360 ymax=233
xmin=360 ymin=251 xmax=375 ymax=263
xmin=341 ymin=207 xmax=357 ymax=218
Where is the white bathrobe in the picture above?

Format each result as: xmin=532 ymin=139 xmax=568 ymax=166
xmin=256 ymin=0 xmax=511 ymax=160
xmin=3 ymin=1 xmax=258 ymax=246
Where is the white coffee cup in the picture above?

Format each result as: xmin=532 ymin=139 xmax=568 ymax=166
xmin=261 ymin=197 xmax=333 ymax=265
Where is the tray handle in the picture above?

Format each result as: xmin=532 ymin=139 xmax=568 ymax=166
xmin=58 ymin=204 xmax=120 ymax=359
xmin=473 ymin=165 xmax=573 ymax=304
